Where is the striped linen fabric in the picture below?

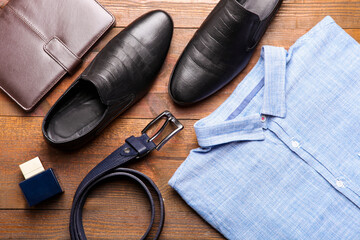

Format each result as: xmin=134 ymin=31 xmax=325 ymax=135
xmin=169 ymin=16 xmax=360 ymax=239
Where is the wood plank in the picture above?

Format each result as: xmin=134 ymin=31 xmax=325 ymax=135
xmin=0 ymin=170 xmax=223 ymax=239
xmin=1 ymin=27 xmax=360 ymax=117
xmin=98 ymin=0 xmax=360 ymax=29
xmin=0 ymin=117 xmax=198 ymax=209
xmin=1 ymin=1 xmax=360 ymax=239
xmin=0 ymin=118 xmax=223 ymax=238
xmin=0 ymin=204 xmax=223 ymax=239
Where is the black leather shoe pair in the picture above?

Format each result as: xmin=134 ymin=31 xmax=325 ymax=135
xmin=43 ymin=0 xmax=282 ymax=149
xmin=169 ymin=0 xmax=283 ymax=105
xmin=43 ymin=11 xmax=173 ymax=150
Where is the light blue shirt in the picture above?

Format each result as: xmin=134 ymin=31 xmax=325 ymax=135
xmin=169 ymin=16 xmax=360 ymax=239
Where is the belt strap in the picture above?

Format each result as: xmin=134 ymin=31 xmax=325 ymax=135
xmin=69 ymin=111 xmax=184 ymax=240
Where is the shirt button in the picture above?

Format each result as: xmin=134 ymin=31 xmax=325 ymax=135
xmin=291 ymin=140 xmax=300 ymax=148
xmin=336 ymin=180 xmax=345 ymax=188
xmin=261 ymin=115 xmax=266 ymax=122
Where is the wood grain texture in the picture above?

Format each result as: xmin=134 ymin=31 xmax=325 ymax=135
xmin=1 ymin=0 xmax=360 ymax=239
xmin=2 ymin=27 xmax=360 ymax=118
xmin=100 ymin=0 xmax=360 ymax=29
xmin=0 ymin=117 xmax=197 ymax=209
xmin=0 ymin=0 xmax=9 ymax=8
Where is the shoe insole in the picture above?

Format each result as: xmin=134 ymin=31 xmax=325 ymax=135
xmin=45 ymin=81 xmax=106 ymax=142
xmin=237 ymin=0 xmax=279 ymax=20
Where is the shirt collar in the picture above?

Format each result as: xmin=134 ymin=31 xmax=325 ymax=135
xmin=261 ymin=45 xmax=287 ymax=118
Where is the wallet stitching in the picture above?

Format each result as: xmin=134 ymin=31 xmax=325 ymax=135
xmin=2 ymin=5 xmax=51 ymax=110
xmin=5 ymin=5 xmax=65 ymax=111
xmin=34 ymin=0 xmax=115 ymax=111
xmin=35 ymin=0 xmax=115 ymax=112
xmin=50 ymin=37 xmax=81 ymax=60
xmin=7 ymin=5 xmax=47 ymax=42
xmin=0 ymin=69 xmax=66 ymax=111
xmin=44 ymin=44 xmax=69 ymax=73
xmin=4 ymin=0 xmax=115 ymax=111
xmin=32 ymin=71 xmax=68 ymax=111
xmin=78 ymin=0 xmax=116 ymax=57
xmin=2 ymin=6 xmax=68 ymax=111
xmin=44 ymin=37 xmax=81 ymax=73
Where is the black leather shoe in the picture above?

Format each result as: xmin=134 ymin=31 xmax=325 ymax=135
xmin=169 ymin=0 xmax=282 ymax=105
xmin=42 ymin=10 xmax=173 ymax=150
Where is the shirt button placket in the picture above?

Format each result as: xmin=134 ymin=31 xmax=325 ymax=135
xmin=291 ymin=140 xmax=300 ymax=148
xmin=336 ymin=180 xmax=345 ymax=188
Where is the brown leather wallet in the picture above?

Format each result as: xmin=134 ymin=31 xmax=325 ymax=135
xmin=0 ymin=0 xmax=115 ymax=111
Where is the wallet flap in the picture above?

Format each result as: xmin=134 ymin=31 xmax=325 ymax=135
xmin=44 ymin=37 xmax=82 ymax=74
xmin=7 ymin=0 xmax=115 ymax=57
xmin=0 ymin=0 xmax=115 ymax=111
xmin=0 ymin=6 xmax=65 ymax=111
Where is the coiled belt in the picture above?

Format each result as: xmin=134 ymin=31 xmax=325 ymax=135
xmin=69 ymin=111 xmax=184 ymax=240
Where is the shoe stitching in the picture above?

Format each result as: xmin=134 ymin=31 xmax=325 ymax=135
xmin=93 ymin=54 xmax=131 ymax=103
xmin=204 ymin=29 xmax=225 ymax=49
xmin=107 ymin=49 xmax=136 ymax=83
xmin=121 ymin=37 xmax=154 ymax=75
xmin=97 ymin=60 xmax=120 ymax=86
xmin=186 ymin=53 xmax=221 ymax=78
xmin=115 ymin=45 xmax=144 ymax=82
xmin=224 ymin=5 xmax=241 ymax=23
xmin=105 ymin=42 xmax=137 ymax=73
xmin=191 ymin=43 xmax=228 ymax=72
xmin=127 ymin=32 xmax=155 ymax=60
xmin=213 ymin=24 xmax=228 ymax=39
xmin=197 ymin=37 xmax=218 ymax=58
xmin=219 ymin=15 xmax=235 ymax=33
xmin=111 ymin=37 xmax=152 ymax=76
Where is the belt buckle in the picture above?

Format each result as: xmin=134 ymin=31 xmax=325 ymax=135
xmin=142 ymin=111 xmax=184 ymax=150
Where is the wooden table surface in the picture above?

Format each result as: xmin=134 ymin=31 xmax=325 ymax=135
xmin=1 ymin=0 xmax=360 ymax=239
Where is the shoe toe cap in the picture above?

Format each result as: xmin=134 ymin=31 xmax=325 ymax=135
xmin=169 ymin=56 xmax=220 ymax=105
xmin=126 ymin=10 xmax=173 ymax=48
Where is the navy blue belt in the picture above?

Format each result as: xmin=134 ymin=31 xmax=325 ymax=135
xmin=69 ymin=111 xmax=184 ymax=240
